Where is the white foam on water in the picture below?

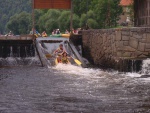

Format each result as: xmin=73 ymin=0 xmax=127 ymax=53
xmin=0 ymin=57 xmax=40 ymax=66
xmin=121 ymin=59 xmax=150 ymax=82
xmin=141 ymin=59 xmax=150 ymax=75
xmin=52 ymin=63 xmax=102 ymax=77
xmin=52 ymin=64 xmax=141 ymax=79
xmin=6 ymin=57 xmax=18 ymax=65
xmin=125 ymin=72 xmax=141 ymax=78
xmin=52 ymin=58 xmax=150 ymax=82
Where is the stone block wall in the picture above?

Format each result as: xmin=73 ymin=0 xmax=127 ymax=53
xmin=82 ymin=27 xmax=150 ymax=71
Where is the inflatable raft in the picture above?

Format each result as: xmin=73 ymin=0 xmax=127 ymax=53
xmin=50 ymin=34 xmax=70 ymax=38
xmin=61 ymin=34 xmax=70 ymax=38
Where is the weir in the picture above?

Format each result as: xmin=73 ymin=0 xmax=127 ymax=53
xmin=35 ymin=37 xmax=87 ymax=68
xmin=0 ymin=31 xmax=148 ymax=73
xmin=1 ymin=32 xmax=146 ymax=73
xmin=0 ymin=35 xmax=87 ymax=68
xmin=0 ymin=35 xmax=35 ymax=58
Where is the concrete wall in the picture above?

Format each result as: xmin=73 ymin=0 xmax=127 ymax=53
xmin=82 ymin=27 xmax=150 ymax=71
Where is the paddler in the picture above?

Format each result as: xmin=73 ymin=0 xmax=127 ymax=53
xmin=61 ymin=51 xmax=70 ymax=64
xmin=42 ymin=31 xmax=47 ymax=37
xmin=53 ymin=44 xmax=65 ymax=63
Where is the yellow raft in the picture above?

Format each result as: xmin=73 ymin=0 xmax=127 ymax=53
xmin=45 ymin=54 xmax=82 ymax=66
xmin=61 ymin=34 xmax=70 ymax=38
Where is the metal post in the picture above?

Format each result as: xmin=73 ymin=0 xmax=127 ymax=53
xmin=31 ymin=0 xmax=44 ymax=67
xmin=86 ymin=0 xmax=88 ymax=25
xmin=70 ymin=0 xmax=73 ymax=33
xmin=32 ymin=0 xmax=35 ymax=37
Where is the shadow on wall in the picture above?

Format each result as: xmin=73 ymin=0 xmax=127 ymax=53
xmin=83 ymin=47 xmax=142 ymax=72
xmin=82 ymin=46 xmax=94 ymax=65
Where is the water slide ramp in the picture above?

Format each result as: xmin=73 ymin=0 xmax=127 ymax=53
xmin=35 ymin=37 xmax=87 ymax=68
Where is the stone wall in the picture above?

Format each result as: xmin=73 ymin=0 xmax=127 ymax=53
xmin=82 ymin=27 xmax=150 ymax=71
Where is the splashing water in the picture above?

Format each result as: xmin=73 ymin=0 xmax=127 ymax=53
xmin=53 ymin=63 xmax=136 ymax=79
xmin=52 ymin=59 xmax=150 ymax=82
xmin=125 ymin=72 xmax=141 ymax=78
xmin=0 ymin=57 xmax=41 ymax=67
xmin=120 ymin=59 xmax=150 ymax=81
xmin=141 ymin=59 xmax=150 ymax=75
xmin=52 ymin=63 xmax=102 ymax=77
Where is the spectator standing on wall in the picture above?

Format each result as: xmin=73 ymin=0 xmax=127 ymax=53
xmin=42 ymin=31 xmax=47 ymax=37
xmin=56 ymin=29 xmax=60 ymax=34
xmin=65 ymin=29 xmax=69 ymax=34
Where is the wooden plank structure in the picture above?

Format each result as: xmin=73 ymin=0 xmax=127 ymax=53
xmin=0 ymin=35 xmax=35 ymax=58
xmin=33 ymin=0 xmax=71 ymax=9
xmin=134 ymin=0 xmax=150 ymax=26
xmin=32 ymin=0 xmax=72 ymax=32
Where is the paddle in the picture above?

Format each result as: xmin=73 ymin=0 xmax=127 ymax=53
xmin=45 ymin=54 xmax=53 ymax=58
xmin=71 ymin=56 xmax=82 ymax=65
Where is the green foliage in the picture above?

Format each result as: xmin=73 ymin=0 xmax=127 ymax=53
xmin=38 ymin=9 xmax=61 ymax=32
xmin=80 ymin=14 xmax=87 ymax=27
xmin=72 ymin=14 xmax=80 ymax=30
xmin=87 ymin=19 xmax=99 ymax=29
xmin=58 ymin=11 xmax=71 ymax=31
xmin=93 ymin=0 xmax=122 ymax=28
xmin=80 ymin=10 xmax=98 ymax=29
xmin=73 ymin=0 xmax=92 ymax=16
xmin=1 ymin=0 xmax=123 ymax=34
xmin=7 ymin=12 xmax=31 ymax=34
xmin=0 ymin=0 xmax=31 ymax=34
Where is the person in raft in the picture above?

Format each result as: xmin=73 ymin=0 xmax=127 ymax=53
xmin=42 ymin=31 xmax=47 ymax=37
xmin=53 ymin=44 xmax=65 ymax=63
xmin=61 ymin=51 xmax=70 ymax=64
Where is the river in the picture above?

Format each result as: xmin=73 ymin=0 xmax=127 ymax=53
xmin=0 ymin=57 xmax=150 ymax=113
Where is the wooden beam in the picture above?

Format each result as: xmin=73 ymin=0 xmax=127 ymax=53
xmin=34 ymin=0 xmax=71 ymax=9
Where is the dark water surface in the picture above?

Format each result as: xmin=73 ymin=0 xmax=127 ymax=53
xmin=0 ymin=65 xmax=150 ymax=113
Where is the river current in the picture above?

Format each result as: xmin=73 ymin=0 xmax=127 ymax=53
xmin=0 ymin=57 xmax=150 ymax=113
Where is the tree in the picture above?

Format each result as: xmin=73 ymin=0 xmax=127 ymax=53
xmin=58 ymin=11 xmax=71 ymax=31
xmin=0 ymin=0 xmax=31 ymax=34
xmin=80 ymin=10 xmax=98 ymax=29
xmin=72 ymin=14 xmax=80 ymax=30
xmin=2 ymin=0 xmax=123 ymax=34
xmin=73 ymin=0 xmax=92 ymax=16
xmin=7 ymin=11 xmax=31 ymax=34
xmin=58 ymin=10 xmax=80 ymax=32
xmin=38 ymin=9 xmax=61 ymax=33
xmin=87 ymin=19 xmax=99 ymax=29
xmin=34 ymin=9 xmax=45 ymax=31
xmin=93 ymin=0 xmax=122 ymax=28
